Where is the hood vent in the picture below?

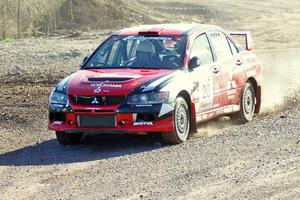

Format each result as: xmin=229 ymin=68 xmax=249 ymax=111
xmin=88 ymin=77 xmax=133 ymax=82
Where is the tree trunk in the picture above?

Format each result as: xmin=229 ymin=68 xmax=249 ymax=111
xmin=46 ymin=14 xmax=50 ymax=37
xmin=1 ymin=0 xmax=5 ymax=39
xmin=53 ymin=11 xmax=57 ymax=32
xmin=70 ymin=0 xmax=74 ymax=24
xmin=17 ymin=0 xmax=21 ymax=38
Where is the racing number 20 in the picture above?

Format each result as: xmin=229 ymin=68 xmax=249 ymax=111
xmin=202 ymin=79 xmax=210 ymax=99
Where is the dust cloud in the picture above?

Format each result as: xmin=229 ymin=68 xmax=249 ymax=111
xmin=258 ymin=49 xmax=300 ymax=111
xmin=194 ymin=49 xmax=300 ymax=137
xmin=193 ymin=117 xmax=236 ymax=138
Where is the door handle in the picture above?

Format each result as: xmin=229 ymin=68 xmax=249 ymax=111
xmin=236 ymin=59 xmax=243 ymax=66
xmin=212 ymin=66 xmax=220 ymax=74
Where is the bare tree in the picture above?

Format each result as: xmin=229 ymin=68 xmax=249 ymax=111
xmin=17 ymin=0 xmax=21 ymax=38
xmin=70 ymin=0 xmax=74 ymax=24
xmin=1 ymin=0 xmax=6 ymax=39
xmin=53 ymin=10 xmax=57 ymax=32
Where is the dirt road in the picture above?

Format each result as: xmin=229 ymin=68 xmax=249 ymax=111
xmin=0 ymin=0 xmax=300 ymax=198
xmin=0 ymin=34 xmax=299 ymax=199
xmin=0 ymin=103 xmax=299 ymax=200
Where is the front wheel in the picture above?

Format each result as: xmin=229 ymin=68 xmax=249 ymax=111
xmin=162 ymin=97 xmax=190 ymax=144
xmin=232 ymin=82 xmax=256 ymax=123
xmin=56 ymin=131 xmax=83 ymax=145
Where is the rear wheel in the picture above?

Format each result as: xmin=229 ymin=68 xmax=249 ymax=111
xmin=56 ymin=131 xmax=83 ymax=145
xmin=162 ymin=97 xmax=190 ymax=144
xmin=232 ymin=82 xmax=256 ymax=123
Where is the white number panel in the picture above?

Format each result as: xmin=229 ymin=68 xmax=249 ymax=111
xmin=193 ymin=68 xmax=214 ymax=113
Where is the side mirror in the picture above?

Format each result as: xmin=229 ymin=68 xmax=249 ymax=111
xmin=80 ymin=55 xmax=89 ymax=68
xmin=188 ymin=57 xmax=201 ymax=70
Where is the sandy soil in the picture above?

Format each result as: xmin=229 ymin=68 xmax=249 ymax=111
xmin=0 ymin=1 xmax=300 ymax=199
xmin=142 ymin=0 xmax=300 ymax=49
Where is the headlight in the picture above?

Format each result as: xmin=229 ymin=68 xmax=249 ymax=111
xmin=50 ymin=91 xmax=68 ymax=105
xmin=127 ymin=92 xmax=169 ymax=105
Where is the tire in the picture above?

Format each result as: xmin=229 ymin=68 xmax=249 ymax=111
xmin=232 ymin=82 xmax=256 ymax=123
xmin=56 ymin=131 xmax=83 ymax=145
xmin=162 ymin=97 xmax=190 ymax=144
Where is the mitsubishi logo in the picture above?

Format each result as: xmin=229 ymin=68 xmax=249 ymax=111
xmin=94 ymin=86 xmax=101 ymax=93
xmin=91 ymin=97 xmax=99 ymax=104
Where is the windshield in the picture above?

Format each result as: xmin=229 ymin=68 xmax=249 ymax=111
xmin=84 ymin=35 xmax=187 ymax=70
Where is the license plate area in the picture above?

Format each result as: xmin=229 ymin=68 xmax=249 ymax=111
xmin=77 ymin=114 xmax=116 ymax=128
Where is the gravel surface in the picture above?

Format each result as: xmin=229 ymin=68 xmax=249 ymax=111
xmin=0 ymin=95 xmax=299 ymax=200
xmin=0 ymin=35 xmax=299 ymax=199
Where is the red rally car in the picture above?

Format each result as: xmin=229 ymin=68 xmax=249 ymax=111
xmin=49 ymin=24 xmax=263 ymax=145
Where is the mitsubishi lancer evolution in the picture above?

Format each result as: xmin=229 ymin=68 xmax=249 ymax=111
xmin=48 ymin=24 xmax=263 ymax=145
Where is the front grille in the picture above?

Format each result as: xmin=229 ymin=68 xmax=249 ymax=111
xmin=71 ymin=96 xmax=125 ymax=105
xmin=77 ymin=114 xmax=116 ymax=128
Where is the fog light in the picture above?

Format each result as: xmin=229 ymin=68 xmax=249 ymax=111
xmin=119 ymin=120 xmax=126 ymax=126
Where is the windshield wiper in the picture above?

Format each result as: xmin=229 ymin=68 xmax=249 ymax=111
xmin=129 ymin=66 xmax=157 ymax=69
xmin=84 ymin=66 xmax=175 ymax=70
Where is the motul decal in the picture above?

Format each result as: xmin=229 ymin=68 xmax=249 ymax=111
xmin=133 ymin=122 xmax=154 ymax=126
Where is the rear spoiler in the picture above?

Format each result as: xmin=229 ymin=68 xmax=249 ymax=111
xmin=228 ymin=31 xmax=253 ymax=51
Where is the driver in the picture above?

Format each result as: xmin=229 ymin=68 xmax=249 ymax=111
xmin=132 ymin=40 xmax=157 ymax=67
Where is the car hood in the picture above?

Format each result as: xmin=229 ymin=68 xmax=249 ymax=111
xmin=67 ymin=69 xmax=176 ymax=96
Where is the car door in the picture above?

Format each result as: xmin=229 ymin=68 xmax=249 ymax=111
xmin=226 ymin=37 xmax=244 ymax=105
xmin=207 ymin=31 xmax=238 ymax=108
xmin=189 ymin=33 xmax=224 ymax=114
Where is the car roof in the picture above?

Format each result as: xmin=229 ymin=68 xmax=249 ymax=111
xmin=114 ymin=24 xmax=221 ymax=36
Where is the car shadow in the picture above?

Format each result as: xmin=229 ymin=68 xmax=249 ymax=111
xmin=0 ymin=134 xmax=165 ymax=166
xmin=0 ymin=116 xmax=241 ymax=167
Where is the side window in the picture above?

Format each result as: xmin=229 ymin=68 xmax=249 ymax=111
xmin=209 ymin=32 xmax=233 ymax=60
xmin=190 ymin=34 xmax=213 ymax=66
xmin=227 ymin=38 xmax=238 ymax=55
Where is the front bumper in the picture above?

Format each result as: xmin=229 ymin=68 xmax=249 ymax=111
xmin=48 ymin=103 xmax=175 ymax=133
